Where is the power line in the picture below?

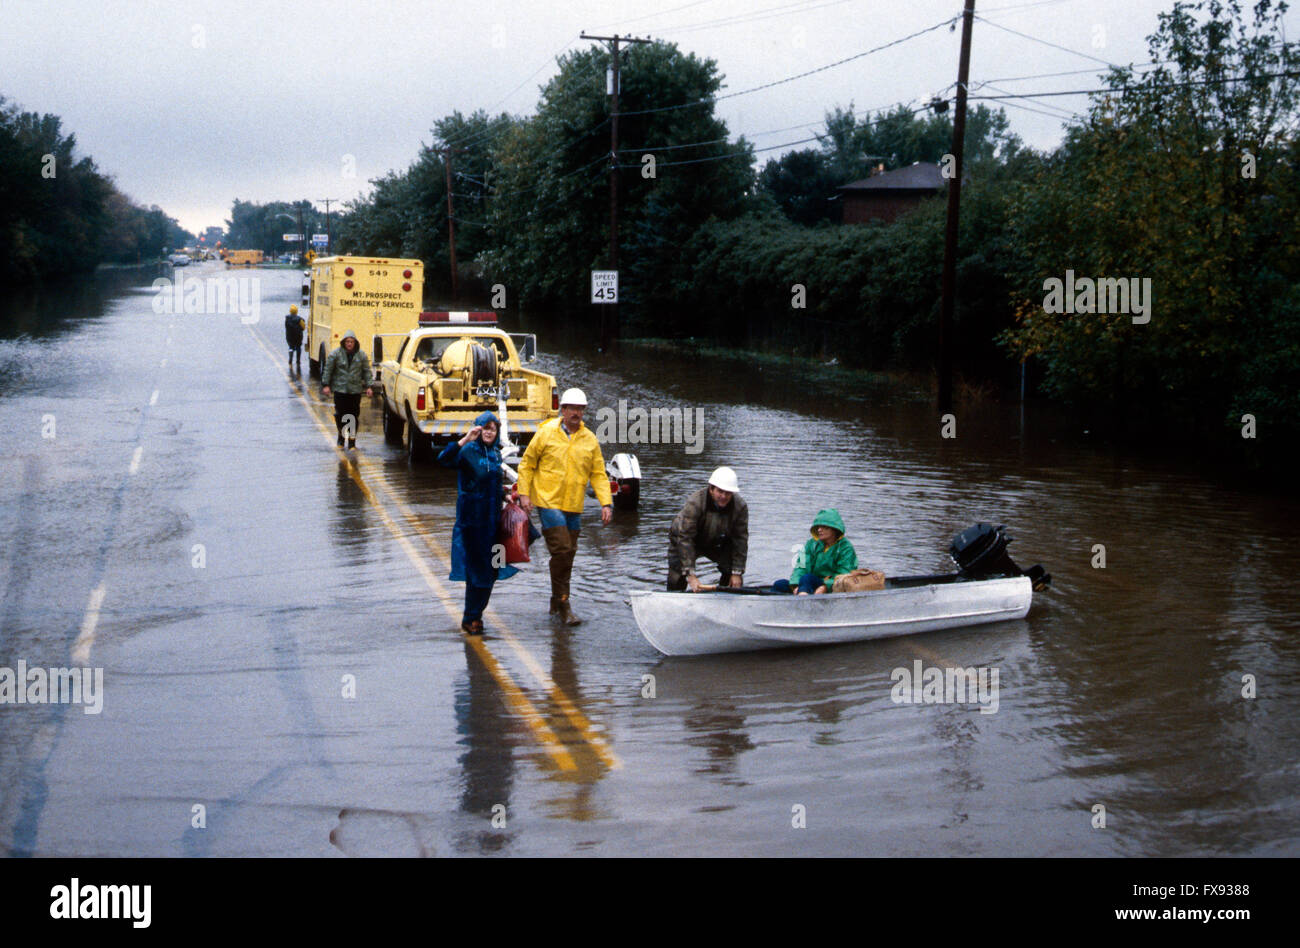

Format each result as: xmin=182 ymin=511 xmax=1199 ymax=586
xmin=977 ymin=82 xmax=1076 ymax=120
xmin=972 ymin=14 xmax=1121 ymax=69
xmin=977 ymin=81 xmax=1079 ymax=119
xmin=994 ymin=96 xmax=1082 ymax=121
xmin=978 ymin=0 xmax=1073 ymax=14
xmin=618 ymin=102 xmax=940 ymax=169
xmin=594 ymin=0 xmax=723 ymax=30
xmin=483 ymin=33 xmax=583 ymax=113
xmin=451 ymin=170 xmax=609 ymax=229
xmin=477 ymin=153 xmax=611 ymax=198
xmin=978 ymin=42 xmax=1290 ymax=85
xmin=665 ymin=0 xmax=860 ymax=35
xmin=627 ymin=67 xmax=1300 ymax=165
xmin=619 ymin=15 xmax=957 ymax=117
xmin=965 ymin=69 xmax=1300 ymax=102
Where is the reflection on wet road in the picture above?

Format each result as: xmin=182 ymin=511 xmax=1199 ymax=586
xmin=1 ymin=265 xmax=1297 ymax=856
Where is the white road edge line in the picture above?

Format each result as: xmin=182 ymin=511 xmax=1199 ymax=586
xmin=72 ymin=583 xmax=107 ymax=665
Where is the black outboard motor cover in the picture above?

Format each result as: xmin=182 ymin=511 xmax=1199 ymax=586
xmin=951 ymin=523 xmax=1051 ymax=589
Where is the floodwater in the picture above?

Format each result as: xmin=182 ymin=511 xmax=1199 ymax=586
xmin=0 ymin=264 xmax=1297 ymax=856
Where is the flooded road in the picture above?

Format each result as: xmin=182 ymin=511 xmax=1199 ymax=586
xmin=1 ymin=264 xmax=1297 ymax=856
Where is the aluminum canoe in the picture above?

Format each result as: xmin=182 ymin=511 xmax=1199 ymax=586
xmin=628 ymin=576 xmax=1033 ymax=656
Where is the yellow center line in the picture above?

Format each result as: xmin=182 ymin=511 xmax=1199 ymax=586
xmin=245 ymin=327 xmax=577 ymax=772
xmin=353 ymin=457 xmax=623 ymax=771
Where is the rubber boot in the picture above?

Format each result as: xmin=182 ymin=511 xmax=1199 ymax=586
xmin=556 ymin=528 xmax=581 ymax=625
xmin=543 ymin=526 xmax=580 ymax=625
xmin=543 ymin=526 xmax=569 ymax=610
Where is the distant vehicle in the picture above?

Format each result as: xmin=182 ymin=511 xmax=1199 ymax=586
xmin=168 ymin=253 xmax=191 ymax=266
xmin=305 ymin=255 xmax=424 ymax=378
xmin=224 ymin=249 xmax=264 ymax=268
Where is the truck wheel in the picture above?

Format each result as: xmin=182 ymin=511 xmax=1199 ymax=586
xmin=383 ymin=399 xmax=403 ymax=446
xmin=406 ymin=408 xmax=430 ymax=462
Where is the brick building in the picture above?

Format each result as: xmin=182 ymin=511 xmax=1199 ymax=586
xmin=837 ymin=161 xmax=945 ymax=224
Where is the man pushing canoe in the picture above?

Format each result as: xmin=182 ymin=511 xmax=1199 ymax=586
xmin=667 ymin=467 xmax=749 ymax=592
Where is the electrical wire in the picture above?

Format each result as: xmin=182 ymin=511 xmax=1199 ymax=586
xmin=483 ymin=33 xmax=583 ymax=113
xmin=972 ymin=14 xmax=1121 ymax=69
xmin=450 ymin=169 xmax=609 ymax=229
xmin=965 ymin=69 xmax=1300 ymax=102
xmin=593 ymin=0 xmax=722 ymax=31
xmin=664 ymin=0 xmax=860 ymax=35
xmin=976 ymin=81 xmax=1079 ymax=119
xmin=618 ymin=15 xmax=957 ymax=117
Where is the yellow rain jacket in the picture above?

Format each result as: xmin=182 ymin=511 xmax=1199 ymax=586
xmin=517 ymin=417 xmax=612 ymax=513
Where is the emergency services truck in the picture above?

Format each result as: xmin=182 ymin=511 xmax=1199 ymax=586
xmin=306 ymin=256 xmax=424 ymax=380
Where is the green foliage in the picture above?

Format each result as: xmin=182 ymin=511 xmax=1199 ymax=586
xmin=0 ymin=95 xmax=192 ymax=281
xmin=335 ymin=109 xmax=515 ymax=292
xmin=757 ymin=149 xmax=842 ymax=225
xmin=480 ymin=41 xmax=754 ymax=314
xmin=999 ymin=0 xmax=1300 ymax=439
xmin=225 ymin=198 xmax=320 ymax=256
xmin=758 ymin=102 xmax=1021 ymax=225
xmin=668 ymin=177 xmax=1012 ymax=375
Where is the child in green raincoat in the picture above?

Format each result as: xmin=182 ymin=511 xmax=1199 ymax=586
xmin=779 ymin=509 xmax=857 ymax=595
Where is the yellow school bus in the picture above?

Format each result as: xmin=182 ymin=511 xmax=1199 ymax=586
xmin=306 ymin=256 xmax=424 ymax=380
xmin=224 ymin=249 xmax=264 ymax=268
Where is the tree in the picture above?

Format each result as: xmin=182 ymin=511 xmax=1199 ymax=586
xmin=225 ymin=199 xmax=319 ymax=255
xmin=0 ymin=97 xmax=190 ymax=280
xmin=335 ymin=109 xmax=515 ymax=293
xmin=1000 ymin=0 xmax=1300 ymax=441
xmin=478 ymin=41 xmax=755 ymax=316
xmin=757 ymin=149 xmax=842 ymax=225
xmin=758 ymin=102 xmax=1021 ymax=226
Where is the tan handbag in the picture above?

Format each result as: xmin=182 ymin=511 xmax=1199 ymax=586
xmin=832 ymin=568 xmax=886 ymax=593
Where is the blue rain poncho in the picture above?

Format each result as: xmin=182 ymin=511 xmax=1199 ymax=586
xmin=437 ymin=410 xmax=519 ymax=586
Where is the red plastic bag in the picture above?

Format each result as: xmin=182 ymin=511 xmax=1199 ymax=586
xmin=499 ymin=499 xmax=530 ymax=564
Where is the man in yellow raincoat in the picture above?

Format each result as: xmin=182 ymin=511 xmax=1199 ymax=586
xmin=517 ymin=388 xmax=612 ymax=625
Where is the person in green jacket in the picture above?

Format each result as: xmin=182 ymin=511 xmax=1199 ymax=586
xmin=321 ymin=330 xmax=373 ymax=449
xmin=784 ymin=509 xmax=857 ymax=595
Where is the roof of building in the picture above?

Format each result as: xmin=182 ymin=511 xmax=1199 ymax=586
xmin=838 ymin=161 xmax=944 ymax=192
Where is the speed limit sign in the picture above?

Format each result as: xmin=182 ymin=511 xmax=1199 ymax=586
xmin=591 ymin=270 xmax=619 ymax=304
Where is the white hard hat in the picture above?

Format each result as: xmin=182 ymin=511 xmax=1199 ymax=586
xmin=559 ymin=388 xmax=588 ymax=406
xmin=708 ymin=466 xmax=739 ymax=493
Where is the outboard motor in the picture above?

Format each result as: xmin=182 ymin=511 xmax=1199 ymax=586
xmin=607 ymin=453 xmax=641 ymax=510
xmin=950 ymin=523 xmax=1050 ymax=590
xmin=589 ymin=453 xmax=642 ymax=510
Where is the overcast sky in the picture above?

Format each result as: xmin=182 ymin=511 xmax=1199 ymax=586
xmin=5 ymin=0 xmax=1293 ymax=234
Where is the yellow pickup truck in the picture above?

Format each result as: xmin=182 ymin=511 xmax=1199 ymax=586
xmin=378 ymin=312 xmax=558 ymax=459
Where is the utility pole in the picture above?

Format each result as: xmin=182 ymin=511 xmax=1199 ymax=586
xmin=296 ymin=202 xmax=305 ymax=265
xmin=938 ymin=0 xmax=976 ymax=415
xmin=319 ymin=198 xmax=337 ymax=253
xmin=581 ymin=31 xmax=652 ymax=351
xmin=431 ymin=147 xmax=464 ymax=299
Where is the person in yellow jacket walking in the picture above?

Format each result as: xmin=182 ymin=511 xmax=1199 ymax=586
xmin=516 ymin=388 xmax=612 ymax=625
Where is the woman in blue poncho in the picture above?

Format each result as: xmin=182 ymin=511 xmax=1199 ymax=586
xmin=438 ymin=410 xmax=519 ymax=634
